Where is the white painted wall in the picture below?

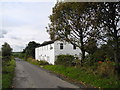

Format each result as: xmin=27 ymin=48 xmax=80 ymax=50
xmin=35 ymin=43 xmax=55 ymax=64
xmin=54 ymin=41 xmax=81 ymax=58
xmin=35 ymin=41 xmax=82 ymax=65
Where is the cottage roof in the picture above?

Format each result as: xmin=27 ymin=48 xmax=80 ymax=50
xmin=40 ymin=40 xmax=54 ymax=47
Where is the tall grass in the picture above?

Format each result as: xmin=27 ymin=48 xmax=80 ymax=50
xmin=27 ymin=57 xmax=49 ymax=66
xmin=26 ymin=57 xmax=120 ymax=88
xmin=43 ymin=65 xmax=120 ymax=88
xmin=2 ymin=59 xmax=16 ymax=88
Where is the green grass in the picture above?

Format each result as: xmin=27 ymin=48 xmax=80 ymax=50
xmin=26 ymin=58 xmax=40 ymax=66
xmin=25 ymin=57 xmax=120 ymax=88
xmin=27 ymin=57 xmax=49 ymax=66
xmin=43 ymin=65 xmax=120 ymax=88
xmin=2 ymin=59 xmax=16 ymax=88
xmin=0 ymin=56 xmax=2 ymax=89
xmin=0 ymin=74 xmax=2 ymax=89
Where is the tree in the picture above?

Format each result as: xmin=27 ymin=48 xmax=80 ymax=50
xmin=1 ymin=42 xmax=12 ymax=61
xmin=46 ymin=2 xmax=99 ymax=65
xmin=23 ymin=41 xmax=40 ymax=59
xmin=95 ymin=2 xmax=120 ymax=76
xmin=85 ymin=38 xmax=97 ymax=55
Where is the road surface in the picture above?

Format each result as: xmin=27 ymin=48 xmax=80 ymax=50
xmin=13 ymin=58 xmax=80 ymax=88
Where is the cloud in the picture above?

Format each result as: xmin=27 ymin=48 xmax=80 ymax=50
xmin=10 ymin=36 xmax=21 ymax=40
xmin=0 ymin=2 xmax=55 ymax=52
xmin=0 ymin=37 xmax=26 ymax=51
xmin=1 ymin=2 xmax=53 ymax=27
xmin=0 ymin=25 xmax=50 ymax=52
xmin=2 ymin=16 xmax=27 ymax=27
xmin=0 ymin=0 xmax=56 ymax=2
xmin=0 ymin=29 xmax=7 ymax=38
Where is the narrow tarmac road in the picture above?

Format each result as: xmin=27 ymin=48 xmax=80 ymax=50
xmin=13 ymin=58 xmax=79 ymax=88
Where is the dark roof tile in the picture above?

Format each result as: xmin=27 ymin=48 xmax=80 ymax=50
xmin=40 ymin=40 xmax=54 ymax=47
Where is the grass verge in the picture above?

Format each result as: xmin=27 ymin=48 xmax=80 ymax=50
xmin=25 ymin=57 xmax=120 ymax=88
xmin=26 ymin=57 xmax=49 ymax=66
xmin=43 ymin=65 xmax=120 ymax=88
xmin=2 ymin=59 xmax=16 ymax=88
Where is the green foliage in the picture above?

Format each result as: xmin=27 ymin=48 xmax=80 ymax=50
xmin=12 ymin=52 xmax=27 ymax=61
xmin=43 ymin=65 xmax=120 ymax=88
xmin=85 ymin=38 xmax=97 ymax=55
xmin=1 ymin=42 xmax=12 ymax=61
xmin=25 ymin=55 xmax=119 ymax=88
xmin=72 ymin=59 xmax=81 ymax=66
xmin=97 ymin=62 xmax=116 ymax=78
xmin=2 ymin=74 xmax=12 ymax=88
xmin=38 ymin=60 xmax=49 ymax=65
xmin=26 ymin=57 xmax=49 ymax=66
xmin=2 ymin=59 xmax=15 ymax=88
xmin=96 ymin=2 xmax=120 ymax=75
xmin=47 ymin=2 xmax=100 ymax=63
xmin=27 ymin=57 xmax=38 ymax=65
xmin=55 ymin=55 xmax=74 ymax=66
xmin=23 ymin=41 xmax=40 ymax=59
xmin=47 ymin=2 xmax=120 ymax=72
xmin=84 ymin=43 xmax=114 ymax=66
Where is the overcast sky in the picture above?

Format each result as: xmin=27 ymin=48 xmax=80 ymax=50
xmin=0 ymin=1 xmax=56 ymax=52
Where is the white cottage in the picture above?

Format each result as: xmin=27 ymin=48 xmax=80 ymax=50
xmin=35 ymin=40 xmax=81 ymax=65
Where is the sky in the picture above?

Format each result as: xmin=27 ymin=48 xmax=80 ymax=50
xmin=0 ymin=0 xmax=119 ymax=52
xmin=0 ymin=0 xmax=56 ymax=52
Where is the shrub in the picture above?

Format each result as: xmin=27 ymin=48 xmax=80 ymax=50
xmin=97 ymin=62 xmax=115 ymax=78
xmin=72 ymin=59 xmax=81 ymax=66
xmin=2 ymin=43 xmax=12 ymax=62
xmin=38 ymin=60 xmax=49 ymax=65
xmin=27 ymin=57 xmax=33 ymax=62
xmin=55 ymin=55 xmax=74 ymax=66
xmin=84 ymin=54 xmax=96 ymax=66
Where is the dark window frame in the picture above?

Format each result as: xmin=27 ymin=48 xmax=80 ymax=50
xmin=60 ymin=43 xmax=63 ymax=49
xmin=73 ymin=44 xmax=76 ymax=50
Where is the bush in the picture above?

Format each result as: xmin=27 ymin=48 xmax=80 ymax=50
xmin=27 ymin=57 xmax=33 ymax=62
xmin=2 ymin=43 xmax=12 ymax=62
xmin=38 ymin=60 xmax=49 ymax=65
xmin=26 ymin=57 xmax=49 ymax=66
xmin=72 ymin=59 xmax=81 ymax=66
xmin=84 ymin=54 xmax=96 ymax=66
xmin=55 ymin=55 xmax=74 ymax=66
xmin=96 ymin=62 xmax=115 ymax=78
xmin=14 ymin=53 xmax=27 ymax=60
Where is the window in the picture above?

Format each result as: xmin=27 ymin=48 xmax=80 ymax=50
xmin=73 ymin=45 xmax=76 ymax=49
xmin=60 ymin=43 xmax=63 ymax=49
xmin=50 ymin=44 xmax=53 ymax=50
